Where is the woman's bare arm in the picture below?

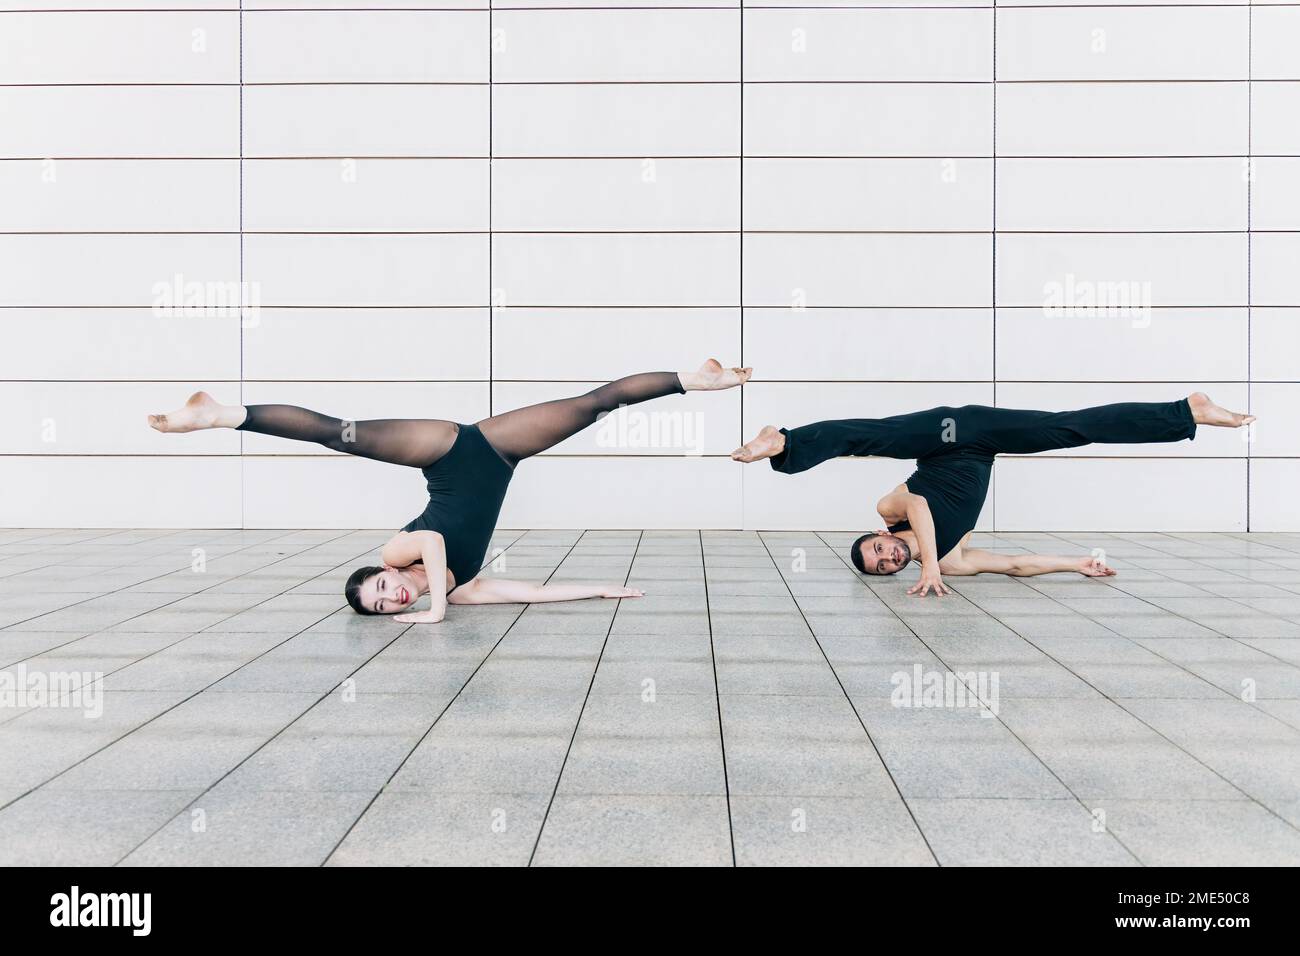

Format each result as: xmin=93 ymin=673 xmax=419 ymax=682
xmin=382 ymin=531 xmax=450 ymax=623
xmin=449 ymin=578 xmax=644 ymax=605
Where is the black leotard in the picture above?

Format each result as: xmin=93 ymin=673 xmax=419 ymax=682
xmin=401 ymin=423 xmax=513 ymax=592
xmin=884 ymin=453 xmax=993 ymax=561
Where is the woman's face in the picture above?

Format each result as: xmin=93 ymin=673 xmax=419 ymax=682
xmin=359 ymin=567 xmax=419 ymax=614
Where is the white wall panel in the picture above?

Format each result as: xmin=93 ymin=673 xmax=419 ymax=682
xmin=1252 ymin=159 xmax=1300 ymax=231
xmin=243 ymin=309 xmax=490 ymax=382
xmin=0 ymin=311 xmax=239 ymax=381
xmin=1252 ymin=8 xmax=1300 ymax=80
xmin=0 ymin=458 xmax=242 ymax=528
xmin=0 ymin=13 xmax=239 ymax=84
xmin=492 ymin=309 xmax=738 ymax=381
xmin=242 ymin=457 xmax=430 ymax=530
xmin=0 ymin=87 xmax=239 ymax=157
xmin=997 ymin=83 xmax=1246 ymax=156
xmin=995 ymin=309 xmax=1248 ymax=382
xmin=0 ymin=383 xmax=242 ymax=456
xmin=492 ymin=234 xmax=738 ymax=306
xmin=1250 ymin=461 xmax=1300 ymax=533
xmin=743 ymin=9 xmax=991 ymax=82
xmin=1252 ymin=235 xmax=1300 ymax=307
xmin=0 ymin=235 xmax=240 ymax=307
xmin=0 ymin=160 xmax=239 ymax=232
xmin=745 ymin=84 xmax=992 ymax=156
xmin=494 ymin=85 xmax=739 ymax=157
xmin=1251 ymin=310 xmax=1300 ymax=383
xmin=997 ymin=8 xmax=1247 ymax=81
xmin=242 ymin=160 xmax=487 ymax=232
xmin=242 ymin=11 xmax=486 ymax=83
xmin=997 ymin=158 xmax=1245 ymax=232
xmin=995 ymin=234 xmax=1247 ymax=308
xmin=1248 ymin=385 xmax=1300 ymax=458
xmin=996 ymin=459 xmax=1246 ymax=532
xmin=744 ymin=309 xmax=993 ymax=381
xmin=745 ymin=234 xmax=991 ymax=307
xmin=494 ymin=9 xmax=738 ymax=82
xmin=242 ymin=235 xmax=487 ymax=307
xmin=500 ymin=459 xmax=742 ymax=529
xmin=493 ymin=159 xmax=738 ymax=231
xmin=745 ymin=159 xmax=992 ymax=231
xmin=243 ymin=86 xmax=488 ymax=157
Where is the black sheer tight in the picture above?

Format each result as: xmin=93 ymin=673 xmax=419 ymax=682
xmin=237 ymin=405 xmax=459 ymax=469
xmin=478 ymin=371 xmax=684 ymax=466
xmin=235 ymin=371 xmax=684 ymax=470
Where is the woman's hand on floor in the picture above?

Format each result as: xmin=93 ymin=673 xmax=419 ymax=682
xmin=1077 ymin=555 xmax=1117 ymax=577
xmin=393 ymin=609 xmax=445 ymax=624
xmin=601 ymin=586 xmax=646 ymax=599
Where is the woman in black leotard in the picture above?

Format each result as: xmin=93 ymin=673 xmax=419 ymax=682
xmin=149 ymin=360 xmax=751 ymax=621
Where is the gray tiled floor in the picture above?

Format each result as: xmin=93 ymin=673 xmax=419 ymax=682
xmin=3 ymin=527 xmax=1300 ymax=866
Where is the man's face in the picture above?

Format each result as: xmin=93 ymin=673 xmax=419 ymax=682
xmin=859 ymin=533 xmax=912 ymax=575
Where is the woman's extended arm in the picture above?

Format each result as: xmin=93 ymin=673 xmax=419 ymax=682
xmin=449 ymin=578 xmax=644 ymax=605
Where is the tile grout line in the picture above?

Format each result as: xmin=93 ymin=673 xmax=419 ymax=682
xmin=526 ymin=529 xmax=640 ymax=866
xmin=699 ymin=529 xmax=737 ymax=866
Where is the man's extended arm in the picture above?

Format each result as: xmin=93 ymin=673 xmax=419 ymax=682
xmin=942 ymin=548 xmax=1116 ymax=578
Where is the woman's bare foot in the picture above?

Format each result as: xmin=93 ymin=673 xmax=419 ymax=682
xmin=731 ymin=425 xmax=785 ymax=463
xmin=680 ymin=359 xmax=753 ymax=392
xmin=148 ymin=391 xmax=243 ymax=433
xmin=1188 ymin=392 xmax=1255 ymax=428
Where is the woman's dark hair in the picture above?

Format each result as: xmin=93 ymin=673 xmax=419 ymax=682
xmin=345 ymin=566 xmax=384 ymax=615
xmin=849 ymin=533 xmax=878 ymax=574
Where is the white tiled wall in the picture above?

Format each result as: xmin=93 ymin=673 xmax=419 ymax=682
xmin=2 ymin=4 xmax=1294 ymax=531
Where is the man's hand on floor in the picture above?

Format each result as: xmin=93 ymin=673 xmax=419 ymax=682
xmin=908 ymin=563 xmax=950 ymax=597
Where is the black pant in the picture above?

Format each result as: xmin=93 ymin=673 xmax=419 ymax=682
xmin=771 ymin=400 xmax=1197 ymax=474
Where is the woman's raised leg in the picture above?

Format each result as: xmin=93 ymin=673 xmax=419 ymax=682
xmin=478 ymin=359 xmax=750 ymax=466
xmin=148 ymin=390 xmax=459 ymax=468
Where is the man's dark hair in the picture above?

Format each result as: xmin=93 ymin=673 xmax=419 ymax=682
xmin=849 ymin=533 xmax=879 ymax=574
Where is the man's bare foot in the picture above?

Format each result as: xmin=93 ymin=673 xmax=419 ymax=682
xmin=680 ymin=359 xmax=753 ymax=392
xmin=731 ymin=425 xmax=785 ymax=463
xmin=148 ymin=391 xmax=242 ymax=433
xmin=1188 ymin=392 xmax=1255 ymax=428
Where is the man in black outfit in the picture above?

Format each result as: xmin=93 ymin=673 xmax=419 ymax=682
xmin=732 ymin=392 xmax=1255 ymax=597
